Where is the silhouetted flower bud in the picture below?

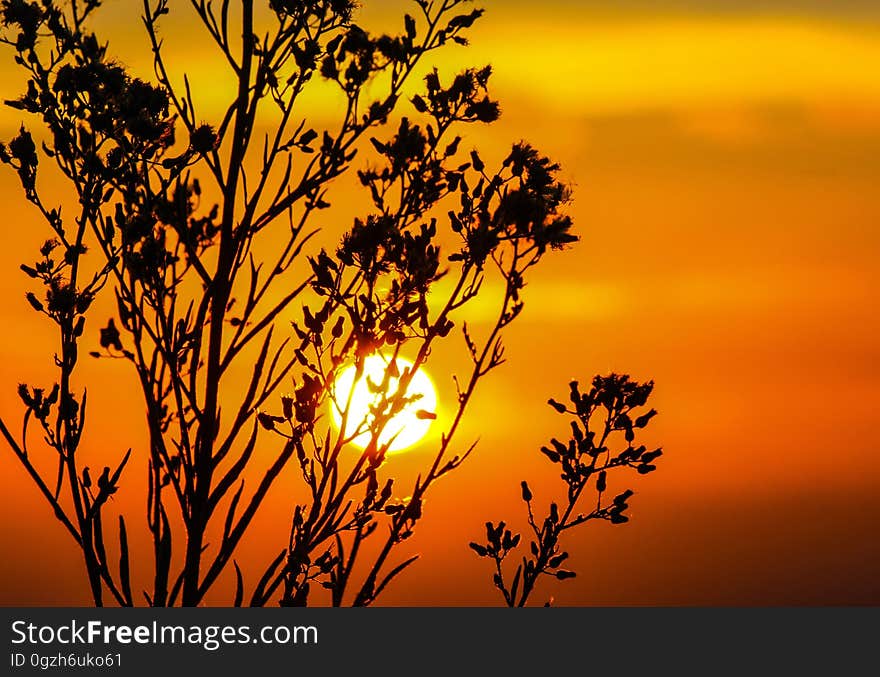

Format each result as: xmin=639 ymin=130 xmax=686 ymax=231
xmin=99 ymin=319 xmax=123 ymax=351
xmin=189 ymin=124 xmax=217 ymax=154
xmin=257 ymin=412 xmax=277 ymax=431
xmin=469 ymin=542 xmax=487 ymax=557
xmin=281 ymin=396 xmax=294 ymax=421
xmin=25 ymin=292 xmax=43 ymax=312
xmin=548 ymin=398 xmax=566 ymax=414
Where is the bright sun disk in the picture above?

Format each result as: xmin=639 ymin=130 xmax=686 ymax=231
xmin=330 ymin=354 xmax=437 ymax=453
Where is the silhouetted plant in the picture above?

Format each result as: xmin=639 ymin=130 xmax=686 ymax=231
xmin=0 ymin=0 xmax=581 ymax=606
xmin=470 ymin=374 xmax=662 ymax=606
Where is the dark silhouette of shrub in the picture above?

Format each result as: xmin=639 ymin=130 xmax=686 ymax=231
xmin=0 ymin=0 xmax=653 ymax=607
xmin=470 ymin=375 xmax=662 ymax=606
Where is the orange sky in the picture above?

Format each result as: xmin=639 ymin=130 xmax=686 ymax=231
xmin=0 ymin=1 xmax=878 ymax=606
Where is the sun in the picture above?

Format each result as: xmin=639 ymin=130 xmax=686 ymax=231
xmin=330 ymin=354 xmax=438 ymax=453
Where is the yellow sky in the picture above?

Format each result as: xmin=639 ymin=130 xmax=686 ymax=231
xmin=470 ymin=18 xmax=880 ymax=112
xmin=4 ymin=11 xmax=880 ymax=127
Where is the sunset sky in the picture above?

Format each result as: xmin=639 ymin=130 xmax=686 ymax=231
xmin=0 ymin=1 xmax=878 ymax=605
